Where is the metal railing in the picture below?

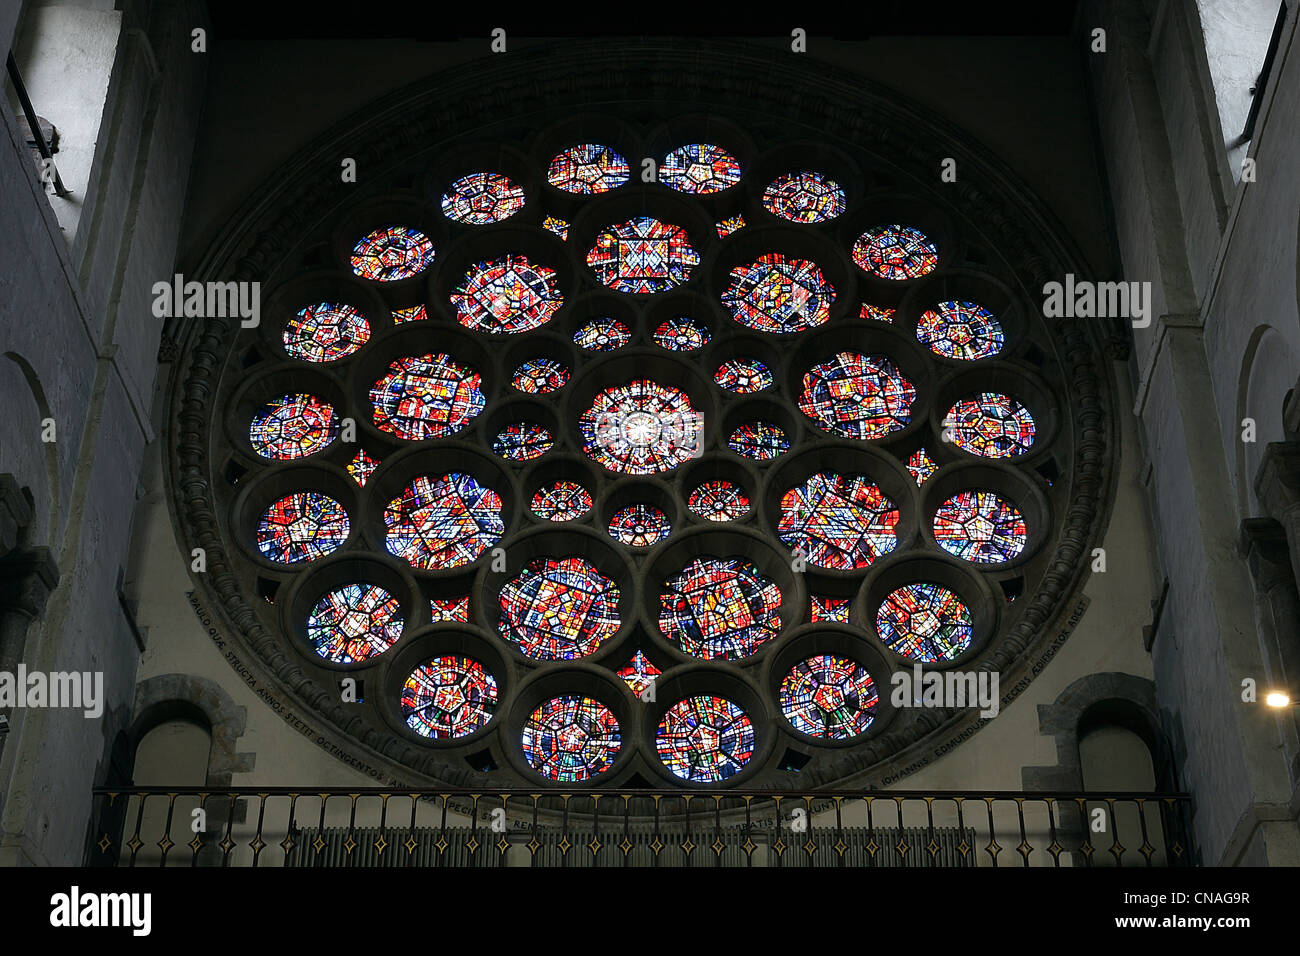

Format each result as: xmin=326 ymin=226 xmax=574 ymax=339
xmin=88 ymin=787 xmax=1195 ymax=867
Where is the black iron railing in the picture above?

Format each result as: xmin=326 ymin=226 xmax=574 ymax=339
xmin=88 ymin=787 xmax=1195 ymax=867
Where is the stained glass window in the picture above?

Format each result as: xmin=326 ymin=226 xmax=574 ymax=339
xmin=608 ymin=503 xmax=671 ymax=547
xmin=860 ymin=304 xmax=895 ymax=324
xmin=547 ymin=143 xmax=630 ymax=194
xmin=521 ymin=696 xmax=621 ymax=781
xmin=430 ymin=596 xmax=471 ymax=622
xmin=721 ymin=253 xmax=834 ymax=334
xmin=586 ymin=217 xmax=700 ymax=294
xmin=762 ymin=171 xmax=846 ymax=223
xmin=492 ymin=422 xmax=553 ymax=462
xmin=256 ymin=492 xmax=349 ymax=563
xmin=450 ymin=254 xmax=563 ymax=334
xmin=780 ymin=655 xmax=878 ymax=739
xmin=249 ymin=394 xmax=338 ymax=460
xmin=574 ymin=317 xmax=632 ymax=351
xmin=875 ymin=582 xmax=973 ymax=662
xmin=688 ymin=479 xmax=750 ymax=521
xmin=401 ymin=656 xmax=498 ymax=739
xmin=810 ymin=595 xmax=851 ymax=623
xmin=498 ymin=556 xmax=620 ymax=660
xmin=370 ymin=353 xmax=485 ymax=440
xmin=656 ymin=696 xmax=755 ymax=782
xmin=306 ymin=583 xmax=403 ymax=664
xmin=918 ymin=301 xmax=1005 ymax=360
xmin=530 ymin=480 xmax=593 ymax=521
xmin=283 ymin=302 xmax=370 ymax=363
xmin=384 ymin=473 xmax=504 ymax=570
xmin=727 ymin=421 xmax=789 ymax=461
xmin=715 ymin=215 xmax=745 ymax=238
xmin=907 ymin=448 xmax=938 ymax=486
xmin=441 ymin=171 xmax=526 ymax=225
xmin=579 ymin=381 xmax=702 ymax=474
xmin=659 ymin=556 xmax=781 ymax=659
xmin=713 ymin=358 xmax=773 ymax=393
xmin=798 ymin=351 xmax=916 ymax=439
xmin=653 ymin=316 xmax=710 ymax=351
xmin=350 ymin=226 xmax=435 ymax=281
xmin=777 ymin=472 xmax=899 ymax=569
xmin=932 ymin=490 xmax=1027 ymax=563
xmin=945 ymin=393 xmax=1036 ymax=458
xmin=347 ymin=448 xmax=379 ymax=487
xmin=617 ymin=650 xmax=662 ymax=696
xmin=512 ymin=357 xmax=570 ymax=394
xmin=393 ymin=304 xmax=427 ymax=324
xmin=542 ymin=216 xmax=569 ymax=239
xmin=852 ymin=225 xmax=939 ymax=281
xmin=660 ymin=143 xmax=742 ymax=194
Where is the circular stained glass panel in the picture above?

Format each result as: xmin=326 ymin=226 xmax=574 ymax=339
xmin=945 ymin=393 xmax=1036 ymax=458
xmin=522 ymin=696 xmax=621 ymax=781
xmin=714 ymin=358 xmax=773 ymax=393
xmin=512 ymin=358 xmax=570 ymax=394
xmin=917 ymin=301 xmax=1004 ymax=360
xmin=727 ymin=421 xmax=789 ymax=460
xmin=586 ymin=217 xmax=700 ymax=294
xmin=306 ymin=583 xmax=403 ymax=664
xmin=350 ymin=226 xmax=435 ymax=281
xmin=369 ymin=354 xmax=485 ymax=440
xmin=249 ymin=394 xmax=338 ymax=460
xmin=579 ymin=381 xmax=702 ymax=474
xmin=687 ymin=479 xmax=750 ymax=521
xmin=875 ymin=583 xmax=974 ymax=662
xmin=441 ymin=171 xmax=526 ymax=224
xmin=283 ymin=303 xmax=370 ymax=363
xmin=660 ymin=143 xmax=742 ymax=194
xmin=548 ymin=143 xmax=630 ymax=194
xmin=798 ymin=351 xmax=916 ymax=439
xmin=256 ymin=492 xmax=349 ymax=563
xmin=401 ymin=656 xmax=499 ymax=739
xmin=492 ymin=422 xmax=553 ymax=461
xmin=384 ymin=473 xmax=504 ymax=570
xmin=780 ymin=655 xmax=878 ymax=739
xmin=777 ymin=472 xmax=899 ymax=569
xmin=498 ymin=557 xmax=621 ymax=660
xmin=657 ymin=696 xmax=755 ymax=782
xmin=530 ymin=480 xmax=593 ymax=521
xmin=450 ymin=254 xmax=563 ymax=333
xmin=762 ymin=171 xmax=846 ymax=223
xmin=608 ymin=503 xmax=671 ymax=547
xmin=654 ymin=316 xmax=710 ymax=351
xmin=932 ymin=490 xmax=1027 ymax=563
xmin=721 ymin=253 xmax=834 ymax=333
xmin=659 ymin=556 xmax=781 ymax=659
xmin=852 ymin=224 xmax=939 ymax=280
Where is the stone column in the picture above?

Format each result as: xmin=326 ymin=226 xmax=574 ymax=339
xmin=1254 ymin=442 xmax=1300 ymax=607
xmin=0 ymin=548 xmax=60 ymax=771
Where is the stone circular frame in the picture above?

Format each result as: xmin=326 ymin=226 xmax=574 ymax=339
xmin=166 ymin=40 xmax=1117 ymax=790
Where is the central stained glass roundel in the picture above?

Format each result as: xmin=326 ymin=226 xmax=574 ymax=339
xmin=586 ymin=217 xmax=700 ymax=293
xmin=579 ymin=380 xmax=703 ymax=474
xmin=799 ymin=352 xmax=916 ymax=439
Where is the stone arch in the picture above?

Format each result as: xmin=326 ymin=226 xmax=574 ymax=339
xmin=1023 ymin=672 xmax=1173 ymax=792
xmin=1 ymin=351 xmax=59 ymax=549
xmin=1236 ymin=325 xmax=1300 ymax=514
xmin=128 ymin=674 xmax=255 ymax=788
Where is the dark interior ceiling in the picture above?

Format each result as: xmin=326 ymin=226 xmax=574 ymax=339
xmin=207 ymin=0 xmax=1082 ymax=40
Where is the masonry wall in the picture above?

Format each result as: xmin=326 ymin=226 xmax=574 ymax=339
xmin=1083 ymin=0 xmax=1300 ymax=864
xmin=0 ymin=0 xmax=207 ymax=865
